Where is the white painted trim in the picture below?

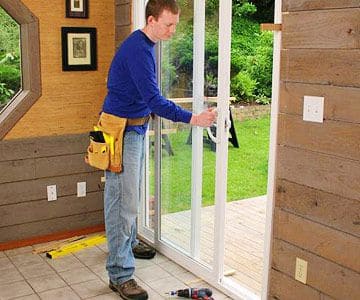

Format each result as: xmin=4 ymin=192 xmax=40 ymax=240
xmin=222 ymin=277 xmax=260 ymax=300
xmin=156 ymin=241 xmax=234 ymax=297
xmin=132 ymin=0 xmax=146 ymax=30
xmin=213 ymin=0 xmax=232 ymax=283
xmin=134 ymin=0 xmax=156 ymax=245
xmin=154 ymin=43 xmax=162 ymax=248
xmin=157 ymin=240 xmax=256 ymax=300
xmin=144 ymin=135 xmax=150 ymax=228
xmin=261 ymin=0 xmax=282 ymax=299
xmin=190 ymin=0 xmax=206 ymax=259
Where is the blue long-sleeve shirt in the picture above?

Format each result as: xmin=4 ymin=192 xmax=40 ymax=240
xmin=102 ymin=30 xmax=192 ymax=134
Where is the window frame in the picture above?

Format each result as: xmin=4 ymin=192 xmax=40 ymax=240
xmin=0 ymin=0 xmax=41 ymax=140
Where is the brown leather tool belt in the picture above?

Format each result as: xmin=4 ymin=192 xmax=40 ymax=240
xmin=127 ymin=115 xmax=151 ymax=126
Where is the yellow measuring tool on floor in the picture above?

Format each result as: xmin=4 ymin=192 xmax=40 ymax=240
xmin=46 ymin=234 xmax=107 ymax=259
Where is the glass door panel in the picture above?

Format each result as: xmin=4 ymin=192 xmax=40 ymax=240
xmin=221 ymin=3 xmax=272 ymax=295
xmin=137 ymin=0 xmax=280 ymax=297
xmin=158 ymin=0 xmax=218 ymax=268
xmin=158 ymin=0 xmax=194 ymax=254
xmin=156 ymin=0 xmax=237 ymax=281
xmin=222 ymin=114 xmax=270 ymax=296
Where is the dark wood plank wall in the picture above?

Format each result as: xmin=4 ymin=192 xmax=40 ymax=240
xmin=269 ymin=2 xmax=360 ymax=299
xmin=115 ymin=0 xmax=132 ymax=49
xmin=0 ymin=134 xmax=104 ymax=243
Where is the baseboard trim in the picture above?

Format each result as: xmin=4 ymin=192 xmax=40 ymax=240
xmin=0 ymin=224 xmax=105 ymax=251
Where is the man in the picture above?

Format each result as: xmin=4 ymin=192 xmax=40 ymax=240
xmin=102 ymin=1 xmax=216 ymax=299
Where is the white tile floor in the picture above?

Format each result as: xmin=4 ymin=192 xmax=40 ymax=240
xmin=0 ymin=241 xmax=231 ymax=300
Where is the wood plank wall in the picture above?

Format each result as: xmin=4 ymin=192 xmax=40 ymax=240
xmin=4 ymin=0 xmax=115 ymax=140
xmin=115 ymin=0 xmax=132 ymax=49
xmin=269 ymin=1 xmax=360 ymax=299
xmin=0 ymin=134 xmax=104 ymax=243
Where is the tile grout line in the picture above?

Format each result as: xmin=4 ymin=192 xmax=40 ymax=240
xmin=40 ymin=251 xmax=85 ymax=299
xmin=4 ymin=249 xmax=38 ymax=299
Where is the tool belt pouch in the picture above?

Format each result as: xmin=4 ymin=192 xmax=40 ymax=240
xmin=96 ymin=112 xmax=127 ymax=173
xmin=86 ymin=140 xmax=110 ymax=170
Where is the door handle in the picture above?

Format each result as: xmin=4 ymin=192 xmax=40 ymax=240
xmin=207 ymin=125 xmax=218 ymax=144
xmin=206 ymin=115 xmax=231 ymax=144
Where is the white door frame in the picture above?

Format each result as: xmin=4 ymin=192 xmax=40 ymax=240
xmin=190 ymin=0 xmax=205 ymax=260
xmin=261 ymin=0 xmax=282 ymax=297
xmin=134 ymin=0 xmax=282 ymax=298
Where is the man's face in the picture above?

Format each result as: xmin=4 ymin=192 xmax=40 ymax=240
xmin=148 ymin=9 xmax=179 ymax=41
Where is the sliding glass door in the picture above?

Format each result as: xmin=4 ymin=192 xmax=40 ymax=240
xmin=135 ymin=1 xmax=279 ymax=299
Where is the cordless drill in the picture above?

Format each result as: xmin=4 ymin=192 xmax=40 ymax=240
xmin=167 ymin=288 xmax=214 ymax=299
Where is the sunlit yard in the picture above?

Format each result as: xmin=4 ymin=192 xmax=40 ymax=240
xmin=150 ymin=114 xmax=270 ymax=213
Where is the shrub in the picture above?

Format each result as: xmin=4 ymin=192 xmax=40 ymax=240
xmin=161 ymin=55 xmax=178 ymax=96
xmin=0 ymin=9 xmax=22 ymax=107
xmin=230 ymin=71 xmax=257 ymax=102
xmin=0 ymin=82 xmax=14 ymax=104
xmin=255 ymin=94 xmax=271 ymax=105
xmin=247 ymin=31 xmax=273 ymax=98
xmin=233 ymin=2 xmax=257 ymax=18
xmin=0 ymin=8 xmax=20 ymax=56
xmin=162 ymin=1 xmax=274 ymax=104
xmin=0 ymin=64 xmax=21 ymax=92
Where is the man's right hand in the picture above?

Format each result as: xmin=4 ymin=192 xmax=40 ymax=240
xmin=190 ymin=108 xmax=217 ymax=127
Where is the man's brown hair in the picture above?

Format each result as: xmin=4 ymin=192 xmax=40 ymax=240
xmin=145 ymin=0 xmax=180 ymax=22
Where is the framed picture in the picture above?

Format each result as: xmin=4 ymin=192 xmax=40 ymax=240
xmin=66 ymin=0 xmax=88 ymax=18
xmin=61 ymin=27 xmax=97 ymax=71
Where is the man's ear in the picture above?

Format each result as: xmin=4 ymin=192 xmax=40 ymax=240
xmin=147 ymin=15 xmax=156 ymax=26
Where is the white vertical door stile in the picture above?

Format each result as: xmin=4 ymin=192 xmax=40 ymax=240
xmin=262 ymin=0 xmax=282 ymax=298
xmin=213 ymin=0 xmax=232 ymax=282
xmin=191 ymin=0 xmax=206 ymax=260
xmin=132 ymin=0 xmax=145 ymax=30
xmin=154 ymin=42 xmax=162 ymax=247
xmin=134 ymin=0 xmax=152 ymax=238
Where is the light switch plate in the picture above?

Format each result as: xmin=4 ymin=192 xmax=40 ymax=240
xmin=295 ymin=257 xmax=308 ymax=284
xmin=303 ymin=96 xmax=324 ymax=123
xmin=77 ymin=182 xmax=86 ymax=197
xmin=47 ymin=185 xmax=57 ymax=201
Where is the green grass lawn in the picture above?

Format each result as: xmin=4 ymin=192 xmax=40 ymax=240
xmin=150 ymin=115 xmax=270 ymax=213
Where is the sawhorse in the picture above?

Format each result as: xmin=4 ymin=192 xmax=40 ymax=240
xmin=148 ymin=128 xmax=176 ymax=156
xmin=187 ymin=108 xmax=239 ymax=151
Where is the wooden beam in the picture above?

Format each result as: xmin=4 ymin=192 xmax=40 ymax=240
xmin=261 ymin=23 xmax=282 ymax=31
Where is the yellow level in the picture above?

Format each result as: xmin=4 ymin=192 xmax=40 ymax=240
xmin=46 ymin=234 xmax=107 ymax=259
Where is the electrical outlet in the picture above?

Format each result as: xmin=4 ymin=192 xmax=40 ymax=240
xmin=303 ymin=96 xmax=324 ymax=123
xmin=47 ymin=185 xmax=57 ymax=201
xmin=295 ymin=257 xmax=308 ymax=284
xmin=101 ymin=176 xmax=106 ymax=183
xmin=77 ymin=182 xmax=86 ymax=197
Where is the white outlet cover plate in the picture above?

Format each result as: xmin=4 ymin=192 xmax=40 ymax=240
xmin=77 ymin=182 xmax=86 ymax=197
xmin=303 ymin=96 xmax=324 ymax=123
xmin=47 ymin=185 xmax=57 ymax=201
xmin=295 ymin=257 xmax=308 ymax=284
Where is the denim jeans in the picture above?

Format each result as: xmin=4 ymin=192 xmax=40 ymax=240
xmin=104 ymin=131 xmax=145 ymax=284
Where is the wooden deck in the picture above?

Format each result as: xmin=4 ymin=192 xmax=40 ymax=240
xmin=161 ymin=195 xmax=267 ymax=296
